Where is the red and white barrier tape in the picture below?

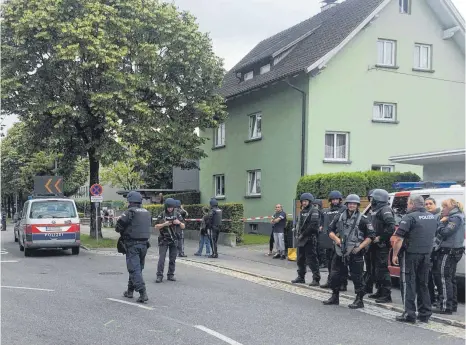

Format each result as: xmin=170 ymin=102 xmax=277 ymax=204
xmin=81 ymin=214 xmax=293 ymax=222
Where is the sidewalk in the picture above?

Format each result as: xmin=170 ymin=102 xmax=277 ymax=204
xmin=81 ymin=226 xmax=465 ymax=326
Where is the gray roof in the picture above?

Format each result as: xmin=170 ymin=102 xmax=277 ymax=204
xmin=220 ymin=0 xmax=385 ymax=98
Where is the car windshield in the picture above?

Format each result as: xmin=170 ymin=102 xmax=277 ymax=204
xmin=29 ymin=200 xmax=77 ymax=219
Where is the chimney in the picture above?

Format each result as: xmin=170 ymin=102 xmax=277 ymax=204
xmin=320 ymin=0 xmax=338 ymax=12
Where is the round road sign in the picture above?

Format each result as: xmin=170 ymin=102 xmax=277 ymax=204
xmin=90 ymin=184 xmax=103 ymax=196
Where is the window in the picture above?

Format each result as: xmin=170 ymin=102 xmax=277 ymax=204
xmin=247 ymin=170 xmax=261 ymax=196
xmin=248 ymin=113 xmax=262 ymax=139
xmin=414 ymin=44 xmax=432 ymax=70
xmin=399 ymin=0 xmax=411 ymax=14
xmin=214 ymin=174 xmax=225 ymax=198
xmin=29 ymin=200 xmax=77 ymax=219
xmin=324 ymin=132 xmax=349 ymax=161
xmin=377 ymin=39 xmax=396 ymax=67
xmin=372 ymin=165 xmax=394 ymax=173
xmin=373 ymin=102 xmax=396 ymax=122
xmin=244 ymin=71 xmax=253 ymax=81
xmin=260 ymin=64 xmax=271 ymax=75
xmin=213 ymin=123 xmax=225 ymax=147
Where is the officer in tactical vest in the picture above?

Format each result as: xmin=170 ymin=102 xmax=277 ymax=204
xmin=116 ymin=191 xmax=152 ymax=303
xmin=320 ymin=191 xmax=347 ymax=290
xmin=392 ymin=195 xmax=438 ymax=323
xmin=369 ymin=189 xmax=396 ymax=303
xmin=323 ymin=194 xmax=375 ymax=309
xmin=364 ymin=189 xmax=377 ymax=294
xmin=291 ymin=193 xmax=321 ymax=286
xmin=155 ymin=198 xmax=185 ymax=283
xmin=206 ymin=198 xmax=222 ymax=258
xmin=175 ymin=200 xmax=188 ymax=258
xmin=432 ymin=198 xmax=465 ymax=315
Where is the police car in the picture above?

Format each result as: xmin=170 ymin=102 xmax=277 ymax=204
xmin=17 ymin=194 xmax=81 ymax=257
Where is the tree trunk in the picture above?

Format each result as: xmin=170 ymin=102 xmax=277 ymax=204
xmin=88 ymin=149 xmax=103 ymax=239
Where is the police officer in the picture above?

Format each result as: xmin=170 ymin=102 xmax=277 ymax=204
xmin=392 ymin=195 xmax=437 ymax=323
xmin=323 ymin=194 xmax=375 ymax=309
xmin=175 ymin=200 xmax=188 ymax=258
xmin=364 ymin=189 xmax=377 ymax=294
xmin=320 ymin=191 xmax=347 ymax=290
xmin=155 ymin=198 xmax=185 ymax=283
xmin=116 ymin=191 xmax=152 ymax=303
xmin=312 ymin=199 xmax=326 ymax=268
xmin=432 ymin=198 xmax=465 ymax=315
xmin=369 ymin=189 xmax=396 ymax=303
xmin=206 ymin=198 xmax=222 ymax=258
xmin=291 ymin=193 xmax=321 ymax=286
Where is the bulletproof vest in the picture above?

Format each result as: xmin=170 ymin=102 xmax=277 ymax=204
xmin=323 ymin=204 xmax=346 ymax=231
xmin=335 ymin=211 xmax=363 ymax=257
xmin=404 ymin=209 xmax=437 ymax=254
xmin=126 ymin=207 xmax=152 ymax=240
xmin=297 ymin=207 xmax=319 ymax=236
xmin=371 ymin=204 xmax=393 ymax=237
xmin=440 ymin=210 xmax=465 ymax=249
xmin=211 ymin=207 xmax=222 ymax=228
xmin=159 ymin=210 xmax=180 ymax=240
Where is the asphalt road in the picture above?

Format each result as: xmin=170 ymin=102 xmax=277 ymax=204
xmin=1 ymin=228 xmax=464 ymax=345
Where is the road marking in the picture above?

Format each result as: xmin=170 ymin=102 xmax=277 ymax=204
xmin=148 ymin=330 xmax=162 ymax=333
xmin=0 ymin=250 xmax=9 ymax=254
xmin=1 ymin=286 xmax=54 ymax=292
xmin=195 ymin=325 xmax=244 ymax=345
xmin=106 ymin=298 xmax=154 ymax=310
xmin=1 ymin=260 xmax=18 ymax=263
xmin=104 ymin=320 xmax=115 ymax=326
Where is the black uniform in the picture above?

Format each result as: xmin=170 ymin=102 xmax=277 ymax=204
xmin=394 ymin=207 xmax=437 ymax=322
xmin=433 ymin=208 xmax=465 ymax=313
xmin=328 ymin=210 xmax=375 ymax=296
xmin=176 ymin=208 xmax=188 ymax=257
xmin=115 ymin=207 xmax=152 ymax=295
xmin=206 ymin=206 xmax=222 ymax=258
xmin=156 ymin=210 xmax=185 ymax=279
xmin=364 ymin=205 xmax=378 ymax=294
xmin=370 ymin=203 xmax=396 ymax=300
xmin=295 ymin=205 xmax=321 ymax=284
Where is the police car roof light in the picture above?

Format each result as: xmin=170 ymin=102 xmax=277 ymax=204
xmin=392 ymin=181 xmax=458 ymax=191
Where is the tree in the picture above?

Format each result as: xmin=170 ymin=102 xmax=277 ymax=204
xmin=2 ymin=0 xmax=227 ymax=237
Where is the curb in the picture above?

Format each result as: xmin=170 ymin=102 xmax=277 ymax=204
xmin=80 ymin=245 xmax=90 ymax=251
xmin=179 ymin=257 xmax=465 ymax=329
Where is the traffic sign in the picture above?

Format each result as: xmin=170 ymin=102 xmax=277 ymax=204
xmin=90 ymin=184 xmax=103 ymax=196
xmin=34 ymin=176 xmax=64 ymax=195
xmin=91 ymin=195 xmax=103 ymax=203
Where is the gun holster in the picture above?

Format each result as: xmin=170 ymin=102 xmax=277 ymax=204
xmin=117 ymin=236 xmax=127 ymax=254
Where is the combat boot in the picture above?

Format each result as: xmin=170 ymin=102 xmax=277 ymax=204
xmin=167 ymin=276 xmax=176 ymax=282
xmin=320 ymin=281 xmax=330 ymax=289
xmin=136 ymin=289 xmax=148 ymax=303
xmin=375 ymin=292 xmax=392 ymax=304
xmin=348 ymin=294 xmax=364 ymax=309
xmin=155 ymin=276 xmax=163 ymax=283
xmin=368 ymin=290 xmax=382 ymax=299
xmin=291 ymin=277 xmax=305 ymax=284
xmin=339 ymin=284 xmax=347 ymax=292
xmin=123 ymin=289 xmax=134 ymax=299
xmin=323 ymin=290 xmax=339 ymax=305
xmin=309 ymin=279 xmax=320 ymax=287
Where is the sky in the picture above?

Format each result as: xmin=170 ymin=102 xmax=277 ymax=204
xmin=2 ymin=0 xmax=465 ymax=131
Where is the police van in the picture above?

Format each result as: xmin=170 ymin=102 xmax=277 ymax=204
xmin=17 ymin=194 xmax=81 ymax=256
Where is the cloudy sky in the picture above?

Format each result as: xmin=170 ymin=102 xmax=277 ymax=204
xmin=2 ymin=0 xmax=465 ymax=130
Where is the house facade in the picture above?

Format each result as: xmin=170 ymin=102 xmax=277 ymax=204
xmin=199 ymin=0 xmax=465 ymax=219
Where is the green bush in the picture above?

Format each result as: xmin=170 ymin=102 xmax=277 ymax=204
xmin=75 ymin=200 xmax=127 ymax=214
xmin=78 ymin=212 xmax=85 ymax=218
xmin=164 ymin=191 xmax=200 ymax=205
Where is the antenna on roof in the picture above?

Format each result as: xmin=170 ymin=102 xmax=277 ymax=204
xmin=320 ymin=0 xmax=338 ymax=12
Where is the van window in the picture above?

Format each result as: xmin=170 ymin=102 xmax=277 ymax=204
xmin=29 ymin=200 xmax=77 ymax=219
xmin=392 ymin=194 xmax=431 ymax=224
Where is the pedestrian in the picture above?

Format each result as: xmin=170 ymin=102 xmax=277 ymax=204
xmin=424 ymin=197 xmax=441 ymax=306
xmin=271 ymin=204 xmax=287 ymax=260
xmin=392 ymin=195 xmax=438 ymax=323
xmin=195 ymin=206 xmax=212 ymax=256
xmin=175 ymin=199 xmax=188 ymax=258
xmin=155 ymin=198 xmax=185 ymax=283
xmin=323 ymin=194 xmax=375 ymax=308
xmin=320 ymin=191 xmax=347 ymax=290
xmin=432 ymin=198 xmax=465 ymax=315
xmin=206 ymin=198 xmax=222 ymax=258
xmin=291 ymin=193 xmax=321 ymax=287
xmin=115 ymin=191 xmax=152 ymax=303
xmin=364 ymin=189 xmax=378 ymax=294
xmin=369 ymin=189 xmax=396 ymax=303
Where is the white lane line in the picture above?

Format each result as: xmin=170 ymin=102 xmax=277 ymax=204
xmin=195 ymin=325 xmax=244 ymax=345
xmin=1 ymin=260 xmax=19 ymax=263
xmin=1 ymin=286 xmax=54 ymax=292
xmin=104 ymin=320 xmax=115 ymax=327
xmin=106 ymin=298 xmax=154 ymax=310
xmin=0 ymin=250 xmax=9 ymax=254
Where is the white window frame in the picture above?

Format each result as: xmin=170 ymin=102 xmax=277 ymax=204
xmin=213 ymin=123 xmax=225 ymax=147
xmin=247 ymin=170 xmax=261 ymax=196
xmin=244 ymin=71 xmax=254 ymax=81
xmin=414 ymin=43 xmax=432 ymax=70
xmin=373 ymin=102 xmax=397 ymax=122
xmin=214 ymin=174 xmax=225 ymax=198
xmin=248 ymin=112 xmax=262 ymax=139
xmin=399 ymin=0 xmax=411 ymax=14
xmin=260 ymin=64 xmax=271 ymax=75
xmin=324 ymin=132 xmax=349 ymax=162
xmin=372 ymin=165 xmax=394 ymax=173
xmin=377 ymin=39 xmax=396 ymax=67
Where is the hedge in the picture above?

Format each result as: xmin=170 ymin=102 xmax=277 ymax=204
xmin=144 ymin=202 xmax=244 ymax=241
xmin=75 ymin=200 xmax=127 ymax=214
xmin=296 ymin=171 xmax=421 ymax=199
xmin=164 ymin=191 xmax=200 ymax=205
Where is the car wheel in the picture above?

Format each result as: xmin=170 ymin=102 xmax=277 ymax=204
xmin=24 ymin=247 xmax=32 ymax=257
xmin=72 ymin=247 xmax=80 ymax=255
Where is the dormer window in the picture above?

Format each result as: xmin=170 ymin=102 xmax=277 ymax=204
xmin=244 ymin=71 xmax=254 ymax=81
xmin=260 ymin=64 xmax=271 ymax=75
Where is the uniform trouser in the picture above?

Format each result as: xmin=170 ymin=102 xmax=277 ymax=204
xmin=177 ymin=230 xmax=185 ymax=255
xmin=400 ymin=252 xmax=432 ymax=320
xmin=157 ymin=242 xmax=177 ymax=278
xmin=433 ymin=250 xmax=463 ymax=311
xmin=126 ymin=242 xmax=148 ymax=292
xmin=330 ymin=252 xmax=365 ymax=294
xmin=273 ymin=232 xmax=285 ymax=255
xmin=318 ymin=241 xmax=327 ymax=267
xmin=428 ymin=253 xmax=437 ymax=304
xmin=209 ymin=229 xmax=219 ymax=255
xmin=374 ymin=244 xmax=391 ymax=295
xmin=297 ymin=235 xmax=320 ymax=282
xmin=364 ymin=245 xmax=377 ymax=292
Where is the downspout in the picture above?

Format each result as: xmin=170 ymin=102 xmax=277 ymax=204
xmin=285 ymin=79 xmax=307 ymax=177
